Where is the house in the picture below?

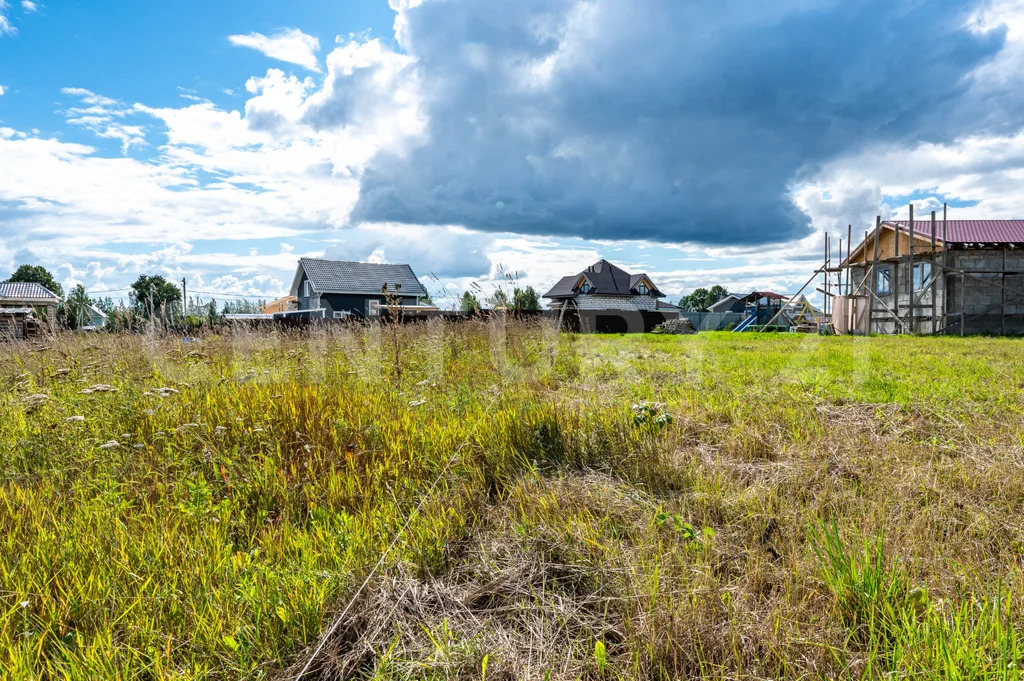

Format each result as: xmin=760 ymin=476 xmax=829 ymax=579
xmin=83 ymin=304 xmax=107 ymax=330
xmin=288 ymin=258 xmax=433 ymax=318
xmin=842 ymin=219 xmax=1024 ymax=334
xmin=0 ymin=282 xmax=60 ymax=326
xmin=263 ymin=295 xmax=296 ymax=314
xmin=543 ymin=259 xmax=667 ymax=311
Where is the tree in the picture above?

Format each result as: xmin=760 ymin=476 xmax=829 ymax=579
xmin=62 ymin=284 xmax=92 ymax=330
xmin=488 ymin=288 xmax=510 ymax=309
xmin=6 ymin=264 xmax=64 ymax=298
xmin=419 ymin=291 xmax=435 ymax=305
xmin=129 ymin=275 xmax=181 ymax=318
xmin=511 ymin=285 xmax=541 ymax=311
xmin=460 ymin=291 xmax=481 ymax=313
xmin=707 ymin=285 xmax=729 ymax=305
xmin=679 ymin=284 xmax=731 ymax=312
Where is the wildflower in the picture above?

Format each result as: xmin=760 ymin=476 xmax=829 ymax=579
xmin=214 ymin=426 xmax=227 ymax=436
xmin=409 ymin=399 xmax=427 ymax=407
xmin=81 ymin=384 xmax=117 ymax=394
xmin=65 ymin=415 xmax=86 ymax=423
xmin=98 ymin=441 xmax=120 ymax=450
xmin=134 ymin=444 xmax=146 ymax=450
xmin=175 ymin=423 xmax=199 ymax=433
xmin=22 ymin=393 xmax=49 ymax=407
xmin=143 ymin=387 xmax=179 ymax=398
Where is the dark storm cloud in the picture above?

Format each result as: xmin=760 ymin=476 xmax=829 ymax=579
xmin=342 ymin=0 xmax=1006 ymax=245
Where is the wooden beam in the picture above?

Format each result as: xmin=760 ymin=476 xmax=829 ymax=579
xmin=942 ymin=203 xmax=948 ymax=334
xmin=930 ymin=211 xmax=937 ymax=333
xmin=908 ymin=204 xmax=915 ymax=333
xmin=846 ymin=224 xmax=852 ymax=295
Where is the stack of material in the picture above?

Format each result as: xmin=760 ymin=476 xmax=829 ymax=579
xmin=654 ymin=318 xmax=697 ymax=335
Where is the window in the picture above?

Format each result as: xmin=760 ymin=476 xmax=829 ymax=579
xmin=636 ymin=283 xmax=650 ymax=295
xmin=303 ymin=280 xmax=311 ymax=297
xmin=333 ymin=310 xmax=350 ymax=319
xmin=579 ymin=282 xmax=592 ymax=294
xmin=875 ymin=266 xmax=892 ymax=295
xmin=913 ymin=262 xmax=931 ymax=291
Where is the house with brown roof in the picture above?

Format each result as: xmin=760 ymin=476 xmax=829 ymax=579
xmin=842 ymin=218 xmax=1024 ymax=334
xmin=543 ymin=259 xmax=668 ymax=311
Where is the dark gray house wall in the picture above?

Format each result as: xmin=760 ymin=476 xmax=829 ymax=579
xmin=320 ymin=294 xmax=419 ymax=317
xmin=296 ymin=270 xmax=318 ymax=311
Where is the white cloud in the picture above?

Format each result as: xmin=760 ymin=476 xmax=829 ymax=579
xmin=60 ymin=88 xmax=148 ymax=152
xmin=21 ymin=0 xmax=35 ymax=12
xmin=228 ymin=28 xmax=322 ymax=72
xmin=0 ymin=84 xmax=6 ymax=96
xmin=0 ymin=0 xmax=13 ymax=37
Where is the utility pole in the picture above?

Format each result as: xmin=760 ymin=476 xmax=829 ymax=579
xmin=181 ymin=277 xmax=187 ymax=318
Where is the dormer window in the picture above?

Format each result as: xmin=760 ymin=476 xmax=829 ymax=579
xmin=579 ymin=282 xmax=592 ymax=294
xmin=636 ymin=283 xmax=650 ymax=295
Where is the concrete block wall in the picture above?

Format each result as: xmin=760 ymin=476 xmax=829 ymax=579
xmin=572 ymin=293 xmax=659 ymax=311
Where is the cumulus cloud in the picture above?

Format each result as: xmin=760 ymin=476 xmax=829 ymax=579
xmin=324 ymin=223 xmax=493 ymax=279
xmin=228 ymin=28 xmax=322 ymax=72
xmin=343 ymin=0 xmax=1008 ymax=246
xmin=21 ymin=1 xmax=35 ymax=12
xmin=6 ymin=0 xmax=1024 ymax=303
xmin=0 ymin=84 xmax=6 ymax=96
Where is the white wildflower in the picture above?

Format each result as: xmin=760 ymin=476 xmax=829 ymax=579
xmin=65 ymin=415 xmax=86 ymax=423
xmin=22 ymin=393 xmax=49 ymax=407
xmin=98 ymin=441 xmax=119 ymax=450
xmin=409 ymin=399 xmax=426 ymax=407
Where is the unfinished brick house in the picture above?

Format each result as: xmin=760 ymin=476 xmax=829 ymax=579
xmin=841 ymin=218 xmax=1024 ymax=334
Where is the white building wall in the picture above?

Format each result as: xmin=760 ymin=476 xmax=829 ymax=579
xmin=572 ymin=294 xmax=658 ymax=311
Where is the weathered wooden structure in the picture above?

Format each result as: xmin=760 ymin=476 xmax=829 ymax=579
xmin=833 ymin=207 xmax=1024 ymax=334
xmin=0 ymin=308 xmax=40 ymax=340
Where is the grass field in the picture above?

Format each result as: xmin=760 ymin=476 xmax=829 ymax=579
xmin=2 ymin=321 xmax=1024 ymax=680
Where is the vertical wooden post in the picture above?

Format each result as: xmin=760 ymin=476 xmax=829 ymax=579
xmin=1002 ymin=248 xmax=1007 ymax=336
xmin=824 ymin=233 xmax=830 ymax=322
xmin=846 ymin=224 xmax=852 ymax=295
xmin=871 ymin=216 xmax=880 ymax=334
xmin=894 ymin=212 xmax=901 ymax=332
xmin=943 ymin=203 xmax=949 ymax=334
xmin=908 ymin=204 xmax=915 ymax=333
xmin=838 ymin=237 xmax=843 ymax=300
xmin=930 ymin=211 xmax=937 ymax=334
xmin=960 ymin=272 xmax=966 ymax=337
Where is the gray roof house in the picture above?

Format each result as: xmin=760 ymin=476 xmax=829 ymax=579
xmin=0 ymin=281 xmax=60 ymax=322
xmin=543 ymin=259 xmax=666 ymax=311
xmin=288 ymin=257 xmax=432 ymax=318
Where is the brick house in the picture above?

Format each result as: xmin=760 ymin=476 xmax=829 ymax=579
xmin=543 ymin=259 xmax=667 ymax=311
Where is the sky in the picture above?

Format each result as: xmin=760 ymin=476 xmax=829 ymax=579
xmin=2 ymin=0 xmax=1024 ymax=309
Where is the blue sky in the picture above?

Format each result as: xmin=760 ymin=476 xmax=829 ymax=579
xmin=2 ymin=0 xmax=1024 ymax=308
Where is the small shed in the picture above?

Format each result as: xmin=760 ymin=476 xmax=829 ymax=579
xmin=0 ymin=308 xmax=38 ymax=340
xmin=0 ymin=281 xmax=60 ymax=327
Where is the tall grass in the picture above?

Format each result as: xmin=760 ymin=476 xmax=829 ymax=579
xmin=0 ymin=324 xmax=1023 ymax=679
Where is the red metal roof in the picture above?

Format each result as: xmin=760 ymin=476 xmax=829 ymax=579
xmin=888 ymin=220 xmax=1024 ymax=243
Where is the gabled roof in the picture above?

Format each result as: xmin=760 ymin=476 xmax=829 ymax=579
xmin=889 ymin=219 xmax=1024 ymax=243
xmin=845 ymin=219 xmax=1024 ymax=266
xmin=291 ymin=258 xmax=428 ymax=297
xmin=543 ymin=259 xmax=665 ymax=298
xmin=0 ymin=281 xmax=61 ymax=302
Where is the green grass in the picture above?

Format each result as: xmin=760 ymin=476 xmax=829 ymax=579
xmin=1 ymin=323 xmax=1023 ymax=679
